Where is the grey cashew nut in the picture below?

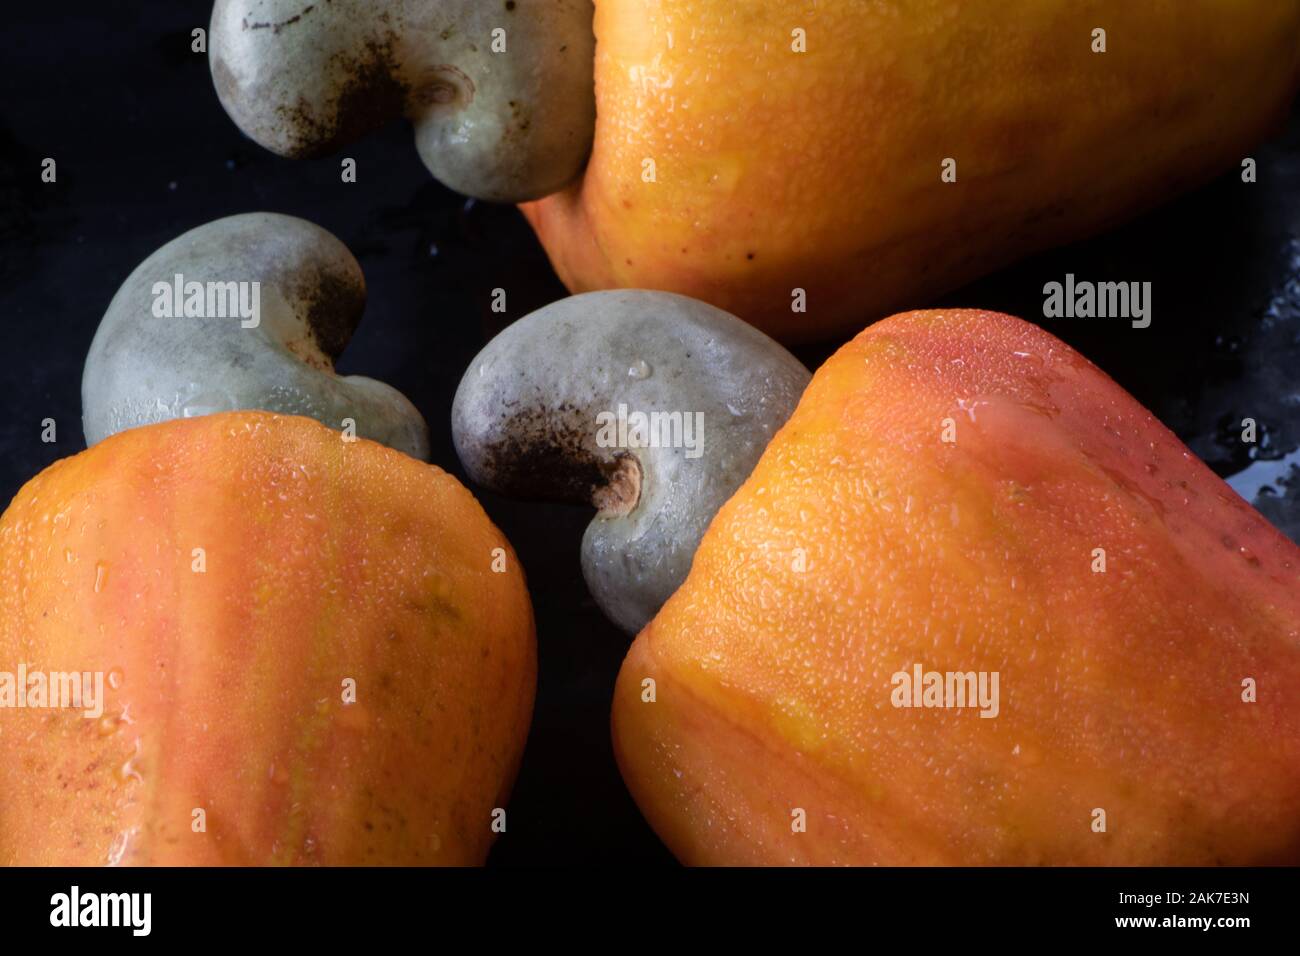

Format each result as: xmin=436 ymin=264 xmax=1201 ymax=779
xmin=452 ymin=290 xmax=812 ymax=634
xmin=209 ymin=0 xmax=596 ymax=203
xmin=82 ymin=212 xmax=430 ymax=460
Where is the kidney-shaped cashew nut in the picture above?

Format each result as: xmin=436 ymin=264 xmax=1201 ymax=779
xmin=209 ymin=0 xmax=596 ymax=203
xmin=452 ymin=290 xmax=812 ymax=634
xmin=82 ymin=212 xmax=430 ymax=459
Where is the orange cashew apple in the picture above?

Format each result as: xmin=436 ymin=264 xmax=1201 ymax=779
xmin=613 ymin=310 xmax=1300 ymax=865
xmin=524 ymin=1 xmax=1300 ymax=342
xmin=0 ymin=412 xmax=535 ymax=866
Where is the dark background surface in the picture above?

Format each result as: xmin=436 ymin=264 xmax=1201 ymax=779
xmin=0 ymin=3 xmax=1297 ymax=866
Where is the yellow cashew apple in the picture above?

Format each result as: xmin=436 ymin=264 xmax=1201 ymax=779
xmin=524 ymin=1 xmax=1300 ymax=342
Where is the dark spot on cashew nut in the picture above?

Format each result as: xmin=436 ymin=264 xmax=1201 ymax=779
xmin=277 ymin=36 xmax=409 ymax=160
xmin=475 ymin=401 xmax=608 ymax=504
xmin=245 ymin=3 xmax=317 ymax=34
xmin=292 ymin=264 xmax=366 ymax=361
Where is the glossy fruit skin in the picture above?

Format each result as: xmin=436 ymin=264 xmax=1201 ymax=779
xmin=613 ymin=310 xmax=1300 ymax=865
xmin=523 ymin=1 xmax=1300 ymax=343
xmin=0 ymin=412 xmax=535 ymax=866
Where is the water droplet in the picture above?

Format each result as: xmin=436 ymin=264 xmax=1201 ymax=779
xmin=107 ymin=668 xmax=124 ymax=690
xmin=106 ymin=828 xmax=134 ymax=866
xmin=93 ymin=562 xmax=109 ymax=594
xmin=955 ymin=397 xmax=988 ymax=423
xmin=98 ymin=713 xmax=122 ymax=736
xmin=627 ymin=359 xmax=652 ymax=380
xmin=116 ymin=739 xmax=143 ymax=784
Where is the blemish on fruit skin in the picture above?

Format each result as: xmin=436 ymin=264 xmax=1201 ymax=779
xmin=97 ymin=713 xmax=121 ymax=736
xmin=116 ymin=738 xmax=144 ymax=785
xmin=1222 ymin=534 xmax=1262 ymax=568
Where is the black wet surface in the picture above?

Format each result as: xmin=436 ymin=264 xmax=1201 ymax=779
xmin=0 ymin=3 xmax=1296 ymax=866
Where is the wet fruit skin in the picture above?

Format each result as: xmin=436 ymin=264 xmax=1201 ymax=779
xmin=613 ymin=310 xmax=1300 ymax=865
xmin=0 ymin=412 xmax=536 ymax=865
xmin=523 ymin=0 xmax=1300 ymax=343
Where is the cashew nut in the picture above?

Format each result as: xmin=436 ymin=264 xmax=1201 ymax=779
xmin=209 ymin=0 xmax=596 ymax=203
xmin=452 ymin=290 xmax=811 ymax=634
xmin=82 ymin=212 xmax=430 ymax=459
